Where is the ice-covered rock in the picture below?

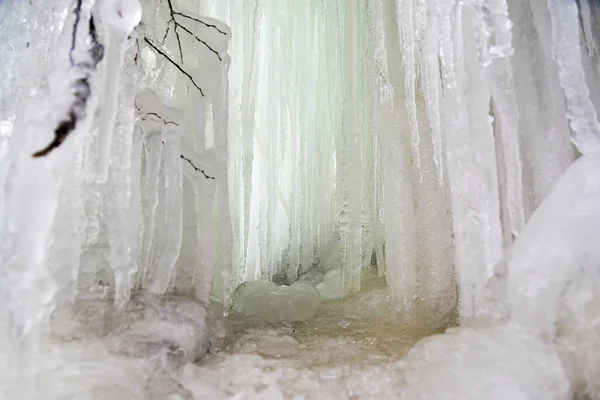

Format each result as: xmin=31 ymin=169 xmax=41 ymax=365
xmin=394 ymin=325 xmax=571 ymax=400
xmin=316 ymin=268 xmax=345 ymax=301
xmin=555 ymin=270 xmax=600 ymax=399
xmin=231 ymin=280 xmax=320 ymax=323
xmin=502 ymin=153 xmax=600 ymax=335
xmin=104 ymin=292 xmax=211 ymax=363
xmin=256 ymin=335 xmax=300 ymax=357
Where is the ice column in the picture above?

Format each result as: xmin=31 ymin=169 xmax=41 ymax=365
xmin=134 ymin=89 xmax=185 ymax=295
xmin=95 ymin=0 xmax=142 ymax=182
xmin=104 ymin=36 xmax=139 ymax=307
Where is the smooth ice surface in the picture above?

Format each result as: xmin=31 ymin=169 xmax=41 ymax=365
xmin=502 ymin=152 xmax=600 ymax=334
xmin=230 ymin=280 xmax=321 ymax=324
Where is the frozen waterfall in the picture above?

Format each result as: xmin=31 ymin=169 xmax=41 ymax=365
xmin=1 ymin=0 xmax=600 ymax=398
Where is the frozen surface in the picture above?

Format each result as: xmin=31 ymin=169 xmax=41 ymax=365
xmin=230 ymin=280 xmax=321 ymax=324
xmin=502 ymin=153 xmax=600 ymax=334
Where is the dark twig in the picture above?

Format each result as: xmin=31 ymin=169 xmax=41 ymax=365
xmin=135 ymin=106 xmax=180 ymax=127
xmin=143 ymin=37 xmax=204 ymax=96
xmin=134 ymin=38 xmax=140 ymax=65
xmin=176 ymin=23 xmax=222 ymax=61
xmin=69 ymin=0 xmax=83 ymax=66
xmin=166 ymin=0 xmax=184 ymax=62
xmin=173 ymin=12 xmax=227 ymax=35
xmin=163 ymin=0 xmax=223 ymax=62
xmin=180 ymin=155 xmax=215 ymax=180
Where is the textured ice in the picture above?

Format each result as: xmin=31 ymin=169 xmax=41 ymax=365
xmin=256 ymin=335 xmax=300 ymax=357
xmin=393 ymin=324 xmax=571 ymax=400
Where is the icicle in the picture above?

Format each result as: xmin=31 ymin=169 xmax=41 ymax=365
xmin=104 ymin=38 xmax=138 ymax=307
xmin=129 ymin=125 xmax=144 ymax=275
xmin=240 ymin=0 xmax=263 ymax=280
xmin=469 ymin=0 xmax=514 ymax=66
xmin=95 ymin=0 xmax=142 ymax=182
xmin=472 ymin=0 xmax=525 ymax=238
xmin=136 ymin=90 xmax=165 ymax=284
xmin=397 ymin=0 xmax=423 ymax=181
xmin=146 ymin=111 xmax=184 ymax=294
xmin=418 ymin=5 xmax=444 ymax=184
xmin=367 ymin=0 xmax=393 ymax=106
xmin=546 ymin=0 xmax=600 ymax=154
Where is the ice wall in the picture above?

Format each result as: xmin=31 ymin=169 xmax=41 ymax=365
xmin=196 ymin=0 xmax=599 ymax=329
xmin=196 ymin=0 xmax=387 ymax=303
xmin=381 ymin=0 xmax=598 ymax=323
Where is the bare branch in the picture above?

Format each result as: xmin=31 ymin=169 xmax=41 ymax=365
xmin=180 ymin=155 xmax=215 ymax=180
xmin=173 ymin=12 xmax=227 ymax=36
xmin=162 ymin=0 xmax=223 ymax=63
xmin=143 ymin=37 xmax=204 ymax=96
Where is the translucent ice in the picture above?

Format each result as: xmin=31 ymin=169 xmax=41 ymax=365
xmin=231 ymin=280 xmax=321 ymax=324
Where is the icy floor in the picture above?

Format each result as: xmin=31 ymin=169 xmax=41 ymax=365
xmin=21 ymin=289 xmax=577 ymax=400
xmin=35 ymin=293 xmax=426 ymax=400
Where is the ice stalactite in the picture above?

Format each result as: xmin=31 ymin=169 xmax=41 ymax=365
xmin=104 ymin=33 xmax=140 ymax=307
xmin=367 ymin=0 xmax=393 ymax=107
xmin=146 ymin=112 xmax=184 ymax=294
xmin=397 ymin=0 xmax=422 ymax=182
xmin=181 ymin=147 xmax=217 ymax=306
xmin=416 ymin=3 xmax=444 ymax=185
xmin=134 ymin=89 xmax=185 ymax=295
xmin=546 ymin=0 xmax=600 ymax=154
xmin=95 ymin=0 xmax=142 ymax=182
xmin=472 ymin=0 xmax=525 ymax=238
xmin=138 ymin=114 xmax=163 ymax=286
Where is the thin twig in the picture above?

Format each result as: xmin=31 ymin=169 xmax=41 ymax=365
xmin=162 ymin=0 xmax=223 ymax=62
xmin=173 ymin=12 xmax=227 ymax=35
xmin=180 ymin=154 xmax=215 ymax=180
xmin=166 ymin=0 xmax=184 ymax=61
xmin=143 ymin=37 xmax=204 ymax=96
xmin=176 ymin=23 xmax=222 ymax=61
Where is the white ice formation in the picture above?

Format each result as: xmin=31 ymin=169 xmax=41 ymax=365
xmin=1 ymin=0 xmax=600 ymax=398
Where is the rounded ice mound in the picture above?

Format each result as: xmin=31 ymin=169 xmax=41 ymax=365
xmin=504 ymin=153 xmax=600 ymax=335
xmin=231 ymin=280 xmax=320 ymax=323
xmin=394 ymin=325 xmax=571 ymax=400
xmin=316 ymin=268 xmax=345 ymax=301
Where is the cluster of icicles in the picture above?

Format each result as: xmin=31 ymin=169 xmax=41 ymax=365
xmin=0 ymin=0 xmax=233 ymax=391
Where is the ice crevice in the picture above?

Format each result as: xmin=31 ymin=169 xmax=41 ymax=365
xmin=1 ymin=0 xmax=600 ymax=399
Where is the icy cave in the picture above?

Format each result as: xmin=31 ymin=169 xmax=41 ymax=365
xmin=1 ymin=0 xmax=600 ymax=398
